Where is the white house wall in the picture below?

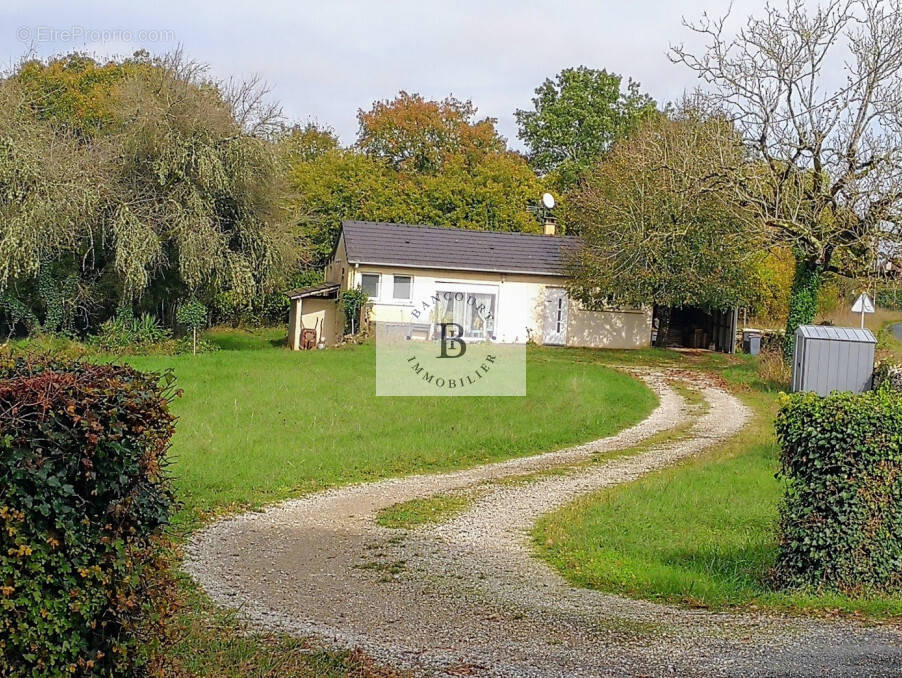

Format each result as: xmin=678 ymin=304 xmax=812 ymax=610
xmin=349 ymin=265 xmax=651 ymax=349
xmin=566 ymin=303 xmax=653 ymax=350
xmin=353 ymin=266 xmax=544 ymax=343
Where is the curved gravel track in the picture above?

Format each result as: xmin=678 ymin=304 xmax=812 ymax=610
xmin=185 ymin=370 xmax=902 ymax=677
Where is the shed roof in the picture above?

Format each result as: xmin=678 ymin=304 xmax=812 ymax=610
xmin=287 ymin=282 xmax=340 ymax=299
xmin=795 ymin=325 xmax=876 ymax=343
xmin=340 ymin=220 xmax=578 ymax=276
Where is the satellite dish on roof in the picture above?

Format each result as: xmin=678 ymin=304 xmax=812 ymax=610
xmin=542 ymin=192 xmax=555 ymax=209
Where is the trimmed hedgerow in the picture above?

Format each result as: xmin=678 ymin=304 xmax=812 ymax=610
xmin=0 ymin=356 xmax=179 ymax=676
xmin=774 ymin=389 xmax=902 ymax=593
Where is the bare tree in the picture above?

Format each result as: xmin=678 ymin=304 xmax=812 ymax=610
xmin=671 ymin=0 xmax=902 ymax=357
xmin=224 ymin=73 xmax=284 ymax=138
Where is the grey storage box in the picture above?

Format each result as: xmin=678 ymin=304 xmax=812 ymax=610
xmin=791 ymin=325 xmax=876 ymax=395
xmin=743 ymin=329 xmax=762 ymax=355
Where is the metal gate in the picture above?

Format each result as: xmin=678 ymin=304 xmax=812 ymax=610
xmin=543 ymin=287 xmax=568 ymax=345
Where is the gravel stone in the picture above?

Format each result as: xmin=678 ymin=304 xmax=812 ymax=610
xmin=185 ymin=370 xmax=902 ymax=677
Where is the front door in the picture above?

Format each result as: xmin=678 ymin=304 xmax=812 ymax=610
xmin=543 ymin=287 xmax=569 ymax=345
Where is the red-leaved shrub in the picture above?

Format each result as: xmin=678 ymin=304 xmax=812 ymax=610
xmin=0 ymin=356 xmax=179 ymax=676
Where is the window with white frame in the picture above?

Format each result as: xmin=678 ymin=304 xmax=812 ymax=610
xmin=360 ymin=273 xmax=380 ymax=299
xmin=435 ymin=288 xmax=497 ymax=340
xmin=392 ymin=275 xmax=412 ymax=300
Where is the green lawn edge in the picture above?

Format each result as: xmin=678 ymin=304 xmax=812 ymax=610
xmin=532 ymin=371 xmax=902 ymax=620
xmin=118 ymin=341 xmax=656 ymax=527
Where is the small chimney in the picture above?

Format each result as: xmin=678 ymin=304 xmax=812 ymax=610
xmin=543 ymin=216 xmax=557 ymax=236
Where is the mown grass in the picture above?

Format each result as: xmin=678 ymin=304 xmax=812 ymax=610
xmin=122 ymin=331 xmax=660 ymax=673
xmin=533 ymin=356 xmax=902 ymax=619
xmin=376 ymin=493 xmax=472 ymax=529
xmin=121 ymin=335 xmax=655 ymax=523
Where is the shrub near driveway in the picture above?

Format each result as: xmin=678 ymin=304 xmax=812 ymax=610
xmin=775 ymin=389 xmax=902 ymax=593
xmin=0 ymin=357 xmax=178 ymax=676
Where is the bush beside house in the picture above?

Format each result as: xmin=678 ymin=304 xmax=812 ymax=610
xmin=0 ymin=357 xmax=178 ymax=676
xmin=339 ymin=286 xmax=369 ymax=336
xmin=774 ymin=389 xmax=902 ymax=593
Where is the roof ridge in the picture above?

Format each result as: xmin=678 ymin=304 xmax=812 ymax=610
xmin=341 ymin=220 xmax=579 ymax=240
xmin=339 ymin=220 xmax=577 ymax=276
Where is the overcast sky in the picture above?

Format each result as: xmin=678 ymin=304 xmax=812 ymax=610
xmin=3 ymin=1 xmax=802 ymax=150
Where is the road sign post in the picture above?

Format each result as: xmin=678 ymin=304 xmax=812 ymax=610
xmin=851 ymin=292 xmax=875 ymax=328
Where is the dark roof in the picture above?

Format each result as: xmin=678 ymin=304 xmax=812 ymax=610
xmin=340 ymin=220 xmax=578 ymax=276
xmin=287 ymin=282 xmax=340 ymax=299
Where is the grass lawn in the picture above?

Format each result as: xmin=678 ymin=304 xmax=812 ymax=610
xmin=533 ymin=353 xmax=902 ymax=618
xmin=376 ymin=492 xmax=472 ymax=529
xmin=123 ymin=328 xmax=657 ymax=522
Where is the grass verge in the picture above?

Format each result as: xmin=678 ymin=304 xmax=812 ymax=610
xmin=533 ymin=360 xmax=902 ymax=619
xmin=145 ymin=572 xmax=408 ymax=677
xmin=377 ymin=493 xmax=473 ymax=529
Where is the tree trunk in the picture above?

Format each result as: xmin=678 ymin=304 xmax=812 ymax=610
xmin=783 ymin=258 xmax=822 ymax=361
xmin=192 ymin=327 xmax=197 ymax=355
xmin=655 ymin=306 xmax=671 ymax=348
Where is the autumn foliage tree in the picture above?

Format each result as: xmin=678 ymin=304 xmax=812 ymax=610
xmin=356 ymin=91 xmax=505 ymax=173
xmin=286 ymin=93 xmax=545 ymax=267
xmin=566 ymin=112 xmax=764 ymax=344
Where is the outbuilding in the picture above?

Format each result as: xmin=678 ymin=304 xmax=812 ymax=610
xmin=286 ymin=282 xmax=343 ymax=351
xmin=791 ymin=325 xmax=876 ymax=395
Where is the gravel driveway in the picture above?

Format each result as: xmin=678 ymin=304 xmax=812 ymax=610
xmin=185 ymin=370 xmax=902 ymax=677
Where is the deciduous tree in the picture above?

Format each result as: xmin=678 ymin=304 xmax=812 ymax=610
xmin=566 ymin=112 xmax=763 ymax=345
xmin=671 ymin=0 xmax=902 ymax=357
xmin=287 ymin=93 xmax=545 ymax=268
xmin=356 ymin=91 xmax=504 ymax=173
xmin=515 ymin=66 xmax=656 ymax=190
xmin=0 ymin=52 xmax=292 ymax=333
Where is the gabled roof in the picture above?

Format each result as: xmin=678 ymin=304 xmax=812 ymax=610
xmin=340 ymin=220 xmax=578 ymax=277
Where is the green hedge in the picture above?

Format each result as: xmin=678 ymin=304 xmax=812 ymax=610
xmin=774 ymin=389 xmax=902 ymax=593
xmin=0 ymin=357 xmax=178 ymax=676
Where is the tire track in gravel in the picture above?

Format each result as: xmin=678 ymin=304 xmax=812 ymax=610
xmin=185 ymin=370 xmax=902 ymax=677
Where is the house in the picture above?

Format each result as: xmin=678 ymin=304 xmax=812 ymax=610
xmin=287 ymin=219 xmax=655 ymax=350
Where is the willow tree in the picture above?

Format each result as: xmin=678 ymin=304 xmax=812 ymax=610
xmin=0 ymin=78 xmax=107 ymax=334
xmin=107 ymin=54 xmax=287 ymax=308
xmin=566 ymin=112 xmax=763 ymax=345
xmin=671 ymin=0 xmax=902 ymax=357
xmin=0 ymin=79 xmax=102 ymax=287
xmin=1 ymin=52 xmax=291 ymax=333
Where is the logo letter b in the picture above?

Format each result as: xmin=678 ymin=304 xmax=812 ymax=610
xmin=438 ymin=323 xmax=467 ymax=358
